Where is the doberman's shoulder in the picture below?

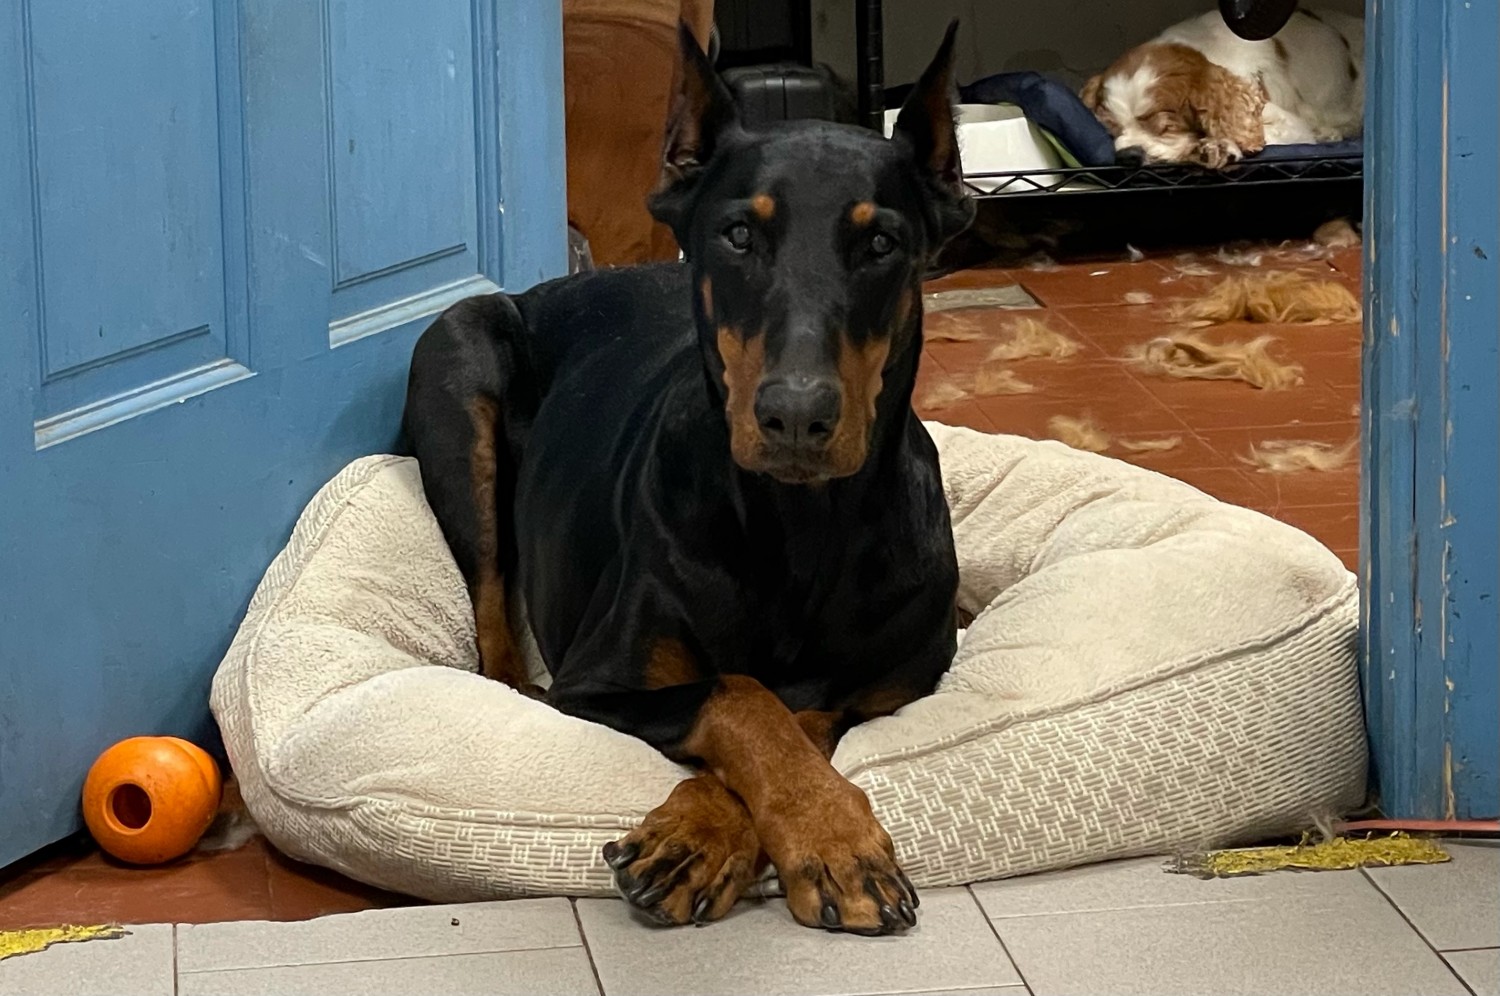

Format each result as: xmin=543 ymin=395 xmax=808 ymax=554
xmin=514 ymin=262 xmax=693 ymax=361
xmin=514 ymin=259 xmax=688 ymax=315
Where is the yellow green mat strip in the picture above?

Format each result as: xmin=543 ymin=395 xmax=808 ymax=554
xmin=0 ymin=924 xmax=127 ymax=963
xmin=1172 ymin=833 xmax=1451 ymax=878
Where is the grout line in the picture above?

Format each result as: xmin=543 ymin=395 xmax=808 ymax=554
xmin=965 ymin=886 xmax=1034 ymax=994
xmin=175 ymin=942 xmax=585 ymax=976
xmin=172 ymin=924 xmax=180 ymax=996
xmin=1360 ymin=869 xmax=1477 ymax=996
xmin=260 ymin=839 xmax=277 ymax=920
xmin=570 ymin=899 xmax=606 ymax=996
xmin=1007 ymin=281 xmax=1050 ymax=309
xmin=920 ymin=351 xmax=953 ymax=379
xmin=961 ymin=403 xmax=1000 ymax=434
xmin=976 ymin=894 xmax=1316 ymax=920
xmin=865 ymin=986 xmax=1030 ymax=995
xmin=1272 ymin=499 xmax=1363 ymax=512
xmin=1441 ymin=945 xmax=1500 ymax=954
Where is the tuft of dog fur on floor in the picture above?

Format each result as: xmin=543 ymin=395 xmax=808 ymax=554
xmin=1169 ymin=256 xmax=1218 ymax=278
xmin=973 ymin=365 xmax=1037 ymax=396
xmin=193 ymin=776 xmax=262 ymax=853
xmin=1240 ymin=438 xmax=1358 ymax=474
xmin=917 ymin=382 xmax=971 ymax=411
xmin=1174 ymin=272 xmax=1361 ymax=325
xmin=918 ymin=366 xmax=1036 ymax=410
xmin=1128 ymin=333 xmax=1305 ymax=390
xmin=1214 ymin=244 xmax=1266 ymax=268
xmin=1313 ymin=218 xmax=1361 ymax=248
xmin=196 ymin=808 xmax=262 ymax=853
xmin=1047 ymin=415 xmax=1111 ymax=453
xmin=987 ymin=317 xmax=1080 ymax=361
xmin=1041 ymin=418 xmax=1182 ymax=456
xmin=923 ymin=312 xmax=992 ymax=342
xmin=1117 ymin=435 xmax=1182 ymax=453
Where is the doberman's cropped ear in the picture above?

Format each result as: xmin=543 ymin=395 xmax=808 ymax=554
xmin=892 ymin=20 xmax=974 ymax=249
xmin=648 ymin=21 xmax=741 ymax=235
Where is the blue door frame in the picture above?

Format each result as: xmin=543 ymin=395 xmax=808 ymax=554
xmin=1363 ymin=0 xmax=1500 ymax=819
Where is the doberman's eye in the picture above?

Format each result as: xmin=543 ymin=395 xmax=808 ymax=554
xmin=725 ymin=222 xmax=752 ymax=252
xmin=869 ymin=232 xmax=895 ymax=257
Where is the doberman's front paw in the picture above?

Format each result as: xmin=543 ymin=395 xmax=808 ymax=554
xmin=603 ymin=776 xmax=761 ymax=927
xmin=765 ymin=781 xmax=918 ymax=936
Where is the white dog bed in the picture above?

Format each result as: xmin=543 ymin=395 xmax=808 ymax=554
xmin=211 ymin=423 xmax=1366 ymax=902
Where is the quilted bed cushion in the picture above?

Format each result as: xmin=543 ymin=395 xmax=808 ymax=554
xmin=211 ymin=422 xmax=1366 ymax=902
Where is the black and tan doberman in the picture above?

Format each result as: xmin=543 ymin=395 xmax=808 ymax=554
xmin=404 ymin=22 xmax=974 ymax=935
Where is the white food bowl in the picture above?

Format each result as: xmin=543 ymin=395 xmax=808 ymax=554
xmin=883 ymin=102 xmax=1065 ymax=194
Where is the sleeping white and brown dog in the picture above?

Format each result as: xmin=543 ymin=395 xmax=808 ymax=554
xmin=1081 ymin=7 xmax=1363 ymax=169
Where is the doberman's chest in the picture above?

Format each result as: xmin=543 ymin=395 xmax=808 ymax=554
xmin=507 ymin=263 xmax=956 ymax=714
xmin=515 ymin=401 xmax=917 ymax=696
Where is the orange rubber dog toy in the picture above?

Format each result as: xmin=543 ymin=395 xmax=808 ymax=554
xmin=81 ymin=736 xmax=223 ymax=864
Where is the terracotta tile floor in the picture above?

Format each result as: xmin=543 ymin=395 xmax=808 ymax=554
xmin=0 ymin=832 xmax=411 ymax=930
xmin=918 ymin=244 xmax=1362 ymax=571
xmin=0 ymin=242 xmax=1364 ymax=931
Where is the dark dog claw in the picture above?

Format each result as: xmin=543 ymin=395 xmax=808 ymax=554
xmin=603 ymin=841 xmax=639 ymax=870
xmin=820 ymin=903 xmax=841 ymax=928
xmin=898 ymin=870 xmax=919 ymax=907
xmin=879 ymin=904 xmax=901 ymax=929
xmin=898 ymin=899 xmax=917 ymax=926
xmin=692 ymin=895 xmax=712 ymax=924
xmin=635 ymin=884 xmax=667 ymax=908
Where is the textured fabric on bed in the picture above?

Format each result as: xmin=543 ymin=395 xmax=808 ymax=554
xmin=211 ymin=423 xmax=1367 ymax=902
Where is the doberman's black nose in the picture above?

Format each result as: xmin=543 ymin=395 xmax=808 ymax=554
xmin=755 ymin=377 xmax=842 ymax=449
xmin=1116 ymin=145 xmax=1147 ymax=167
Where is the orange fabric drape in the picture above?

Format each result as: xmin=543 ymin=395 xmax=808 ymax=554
xmin=562 ymin=0 xmax=714 ymax=266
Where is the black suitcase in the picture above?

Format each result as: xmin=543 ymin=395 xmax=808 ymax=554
xmin=721 ymin=63 xmax=854 ymax=128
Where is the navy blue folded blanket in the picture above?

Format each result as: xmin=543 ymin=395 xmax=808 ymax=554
xmin=887 ymin=71 xmax=1361 ymax=170
xmin=959 ymin=72 xmax=1118 ymax=167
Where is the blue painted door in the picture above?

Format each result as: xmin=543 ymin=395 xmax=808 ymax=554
xmin=0 ymin=0 xmax=566 ymax=866
xmin=1364 ymin=0 xmax=1500 ymax=819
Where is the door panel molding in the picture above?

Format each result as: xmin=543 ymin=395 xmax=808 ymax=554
xmin=34 ymin=361 xmax=255 ymax=451
xmin=321 ymin=0 xmax=491 ymax=335
xmin=328 ymin=274 xmax=499 ymax=349
xmin=16 ymin=0 xmax=253 ymax=446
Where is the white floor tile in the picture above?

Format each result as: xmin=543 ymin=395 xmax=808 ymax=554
xmin=177 ymin=946 xmax=599 ymax=996
xmin=0 ymin=924 xmax=173 ymax=996
xmin=176 ymin=898 xmax=579 ymax=973
xmin=1443 ymin=949 xmax=1499 ymax=996
xmin=1367 ymin=842 xmax=1500 ymax=950
xmin=575 ymin=887 xmax=1022 ymax=996
xmin=991 ymin=870 xmax=1467 ymax=996
xmin=971 ymin=855 xmax=1373 ymax=918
